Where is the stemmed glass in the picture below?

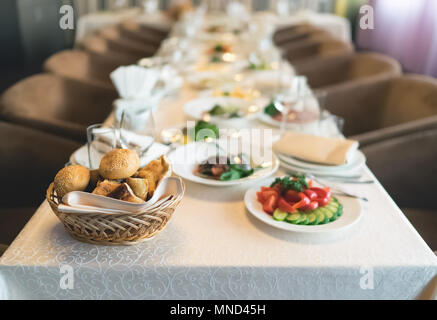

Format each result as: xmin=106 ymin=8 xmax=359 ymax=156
xmin=118 ymin=106 xmax=156 ymax=158
xmin=87 ymin=124 xmax=117 ymax=170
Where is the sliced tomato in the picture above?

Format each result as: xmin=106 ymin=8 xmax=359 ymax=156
xmin=300 ymin=201 xmax=319 ymax=211
xmin=292 ymin=192 xmax=310 ymax=210
xmin=272 ymin=183 xmax=283 ymax=194
xmin=262 ymin=194 xmax=279 ymax=215
xmin=303 ymin=189 xmax=317 ymax=200
xmin=260 ymin=186 xmax=276 ymax=192
xmin=257 ymin=190 xmax=279 ymax=203
xmin=310 ymin=187 xmax=329 ymax=199
xmin=323 ymin=187 xmax=331 ymax=199
xmin=308 ymin=180 xmax=313 ymax=188
xmin=316 ymin=197 xmax=330 ymax=207
xmin=284 ymin=190 xmax=301 ymax=203
xmin=277 ymin=197 xmax=297 ymax=213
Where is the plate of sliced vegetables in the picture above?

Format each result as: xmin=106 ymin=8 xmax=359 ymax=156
xmin=244 ymin=175 xmax=362 ymax=233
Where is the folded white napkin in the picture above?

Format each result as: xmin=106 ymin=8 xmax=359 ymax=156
xmin=273 ymin=132 xmax=359 ymax=165
xmin=110 ymin=65 xmax=159 ymax=99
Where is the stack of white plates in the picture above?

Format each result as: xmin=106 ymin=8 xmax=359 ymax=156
xmin=277 ymin=150 xmax=367 ymax=179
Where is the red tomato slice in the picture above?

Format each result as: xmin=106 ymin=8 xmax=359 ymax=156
xmin=316 ymin=197 xmax=330 ymax=207
xmin=300 ymin=201 xmax=319 ymax=211
xmin=303 ymin=189 xmax=317 ymax=200
xmin=284 ymin=190 xmax=301 ymax=203
xmin=323 ymin=187 xmax=331 ymax=199
xmin=257 ymin=190 xmax=279 ymax=203
xmin=310 ymin=187 xmax=329 ymax=199
xmin=262 ymin=194 xmax=279 ymax=214
xmin=292 ymin=192 xmax=311 ymax=210
xmin=277 ymin=197 xmax=296 ymax=213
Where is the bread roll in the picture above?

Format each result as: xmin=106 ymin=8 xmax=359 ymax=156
xmin=126 ymin=177 xmax=149 ymax=200
xmin=92 ymin=180 xmax=121 ymax=196
xmin=99 ymin=149 xmax=140 ymax=180
xmin=54 ymin=165 xmax=90 ymax=197
xmin=107 ymin=183 xmax=145 ymax=203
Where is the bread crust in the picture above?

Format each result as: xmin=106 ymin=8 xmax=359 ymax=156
xmin=54 ymin=165 xmax=90 ymax=197
xmin=99 ymin=149 xmax=140 ymax=180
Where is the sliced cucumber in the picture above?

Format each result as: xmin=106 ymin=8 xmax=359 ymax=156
xmin=273 ymin=209 xmax=288 ymax=221
xmin=272 ymin=197 xmax=343 ymax=226
xmin=306 ymin=213 xmax=317 ymax=225
xmin=316 ymin=211 xmax=327 ymax=224
xmin=297 ymin=214 xmax=309 ymax=225
xmin=286 ymin=213 xmax=300 ymax=224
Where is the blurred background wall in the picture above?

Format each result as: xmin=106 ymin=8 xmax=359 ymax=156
xmin=1 ymin=0 xmax=436 ymax=94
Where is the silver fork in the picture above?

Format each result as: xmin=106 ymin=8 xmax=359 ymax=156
xmin=307 ymin=173 xmax=369 ymax=202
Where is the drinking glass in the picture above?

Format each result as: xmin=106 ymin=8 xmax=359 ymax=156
xmin=118 ymin=106 xmax=156 ymax=158
xmin=87 ymin=124 xmax=117 ymax=170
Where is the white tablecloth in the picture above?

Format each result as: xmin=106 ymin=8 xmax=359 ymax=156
xmin=74 ymin=8 xmax=172 ymax=44
xmin=1 ymin=12 xmax=435 ymax=300
xmin=0 ymin=85 xmax=436 ymax=299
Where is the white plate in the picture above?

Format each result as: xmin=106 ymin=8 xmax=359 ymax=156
xmin=183 ymin=96 xmax=267 ymax=128
xmin=244 ymin=178 xmax=363 ymax=234
xmin=70 ymin=143 xmax=170 ymax=169
xmin=278 ymin=150 xmax=366 ymax=173
xmin=168 ymin=141 xmax=279 ymax=186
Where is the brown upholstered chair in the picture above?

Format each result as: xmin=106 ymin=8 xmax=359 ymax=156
xmin=81 ymin=35 xmax=140 ymax=65
xmin=119 ymin=20 xmax=168 ymax=47
xmin=98 ymin=25 xmax=158 ymax=59
xmin=362 ymin=128 xmax=437 ymax=251
xmin=0 ymin=121 xmax=80 ymax=245
xmin=43 ymin=50 xmax=120 ymax=90
xmin=283 ymin=37 xmax=354 ymax=68
xmin=274 ymin=24 xmax=333 ymax=48
xmin=296 ymin=52 xmax=401 ymax=94
xmin=324 ymin=74 xmax=437 ymax=146
xmin=0 ymin=74 xmax=117 ymax=142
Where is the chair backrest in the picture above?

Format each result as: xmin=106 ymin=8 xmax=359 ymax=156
xmin=0 ymin=74 xmax=117 ymax=140
xmin=379 ymin=75 xmax=437 ymax=128
xmin=98 ymin=25 xmax=157 ymax=58
xmin=297 ymin=52 xmax=401 ymax=90
xmin=0 ymin=121 xmax=80 ymax=207
xmin=119 ymin=20 xmax=167 ymax=46
xmin=363 ymin=127 xmax=437 ymax=210
xmin=81 ymin=35 xmax=139 ymax=65
xmin=284 ymin=38 xmax=354 ymax=67
xmin=43 ymin=50 xmax=120 ymax=89
xmin=274 ymin=24 xmax=325 ymax=46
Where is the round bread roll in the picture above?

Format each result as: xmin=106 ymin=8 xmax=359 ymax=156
xmin=99 ymin=149 xmax=140 ymax=180
xmin=54 ymin=165 xmax=90 ymax=197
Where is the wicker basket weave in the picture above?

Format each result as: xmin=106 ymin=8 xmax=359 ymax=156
xmin=46 ymin=182 xmax=184 ymax=245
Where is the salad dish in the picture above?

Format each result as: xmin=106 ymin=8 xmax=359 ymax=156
xmin=184 ymin=96 xmax=265 ymax=127
xmin=160 ymin=121 xmax=220 ymax=145
xmin=256 ymin=175 xmax=342 ymax=225
xmin=244 ymin=175 xmax=362 ymax=233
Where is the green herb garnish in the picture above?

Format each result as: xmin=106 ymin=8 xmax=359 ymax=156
xmin=270 ymin=175 xmax=308 ymax=192
xmin=208 ymin=104 xmax=227 ymax=116
xmin=210 ymin=55 xmax=221 ymax=63
xmin=220 ymin=164 xmax=254 ymax=181
xmin=194 ymin=121 xmax=219 ymax=141
xmin=264 ymin=101 xmax=280 ymax=117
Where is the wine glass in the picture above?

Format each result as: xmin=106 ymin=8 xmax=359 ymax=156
xmin=87 ymin=124 xmax=117 ymax=170
xmin=118 ymin=106 xmax=156 ymax=158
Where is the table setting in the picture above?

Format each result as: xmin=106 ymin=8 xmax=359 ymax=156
xmin=0 ymin=5 xmax=436 ymax=300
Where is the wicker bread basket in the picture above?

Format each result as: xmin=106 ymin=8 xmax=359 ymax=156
xmin=46 ymin=174 xmax=184 ymax=246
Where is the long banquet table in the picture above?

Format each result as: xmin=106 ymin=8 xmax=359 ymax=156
xmin=0 ymin=11 xmax=436 ymax=300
